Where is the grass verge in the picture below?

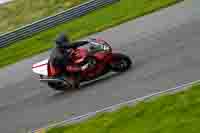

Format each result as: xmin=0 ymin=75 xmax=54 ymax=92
xmin=0 ymin=0 xmax=87 ymax=34
xmin=46 ymin=82 xmax=200 ymax=133
xmin=0 ymin=0 xmax=181 ymax=68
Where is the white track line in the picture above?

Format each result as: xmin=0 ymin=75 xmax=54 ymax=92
xmin=31 ymin=80 xmax=200 ymax=133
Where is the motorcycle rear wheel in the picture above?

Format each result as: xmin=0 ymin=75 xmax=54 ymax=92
xmin=47 ymin=76 xmax=80 ymax=91
xmin=48 ymin=81 xmax=72 ymax=91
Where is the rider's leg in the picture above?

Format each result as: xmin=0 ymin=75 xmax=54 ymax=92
xmin=73 ymin=72 xmax=81 ymax=89
xmin=65 ymin=66 xmax=81 ymax=89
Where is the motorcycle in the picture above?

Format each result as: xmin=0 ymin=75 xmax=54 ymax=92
xmin=32 ymin=38 xmax=133 ymax=91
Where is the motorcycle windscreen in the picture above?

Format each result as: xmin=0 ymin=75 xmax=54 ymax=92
xmin=32 ymin=59 xmax=48 ymax=76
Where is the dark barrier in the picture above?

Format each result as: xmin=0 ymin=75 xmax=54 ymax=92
xmin=0 ymin=0 xmax=119 ymax=48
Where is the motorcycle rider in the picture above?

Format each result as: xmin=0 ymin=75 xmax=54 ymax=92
xmin=48 ymin=32 xmax=89 ymax=89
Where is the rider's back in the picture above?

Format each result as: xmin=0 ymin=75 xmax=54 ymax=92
xmin=49 ymin=47 xmax=70 ymax=72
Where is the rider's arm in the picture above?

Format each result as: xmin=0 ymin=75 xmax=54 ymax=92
xmin=69 ymin=41 xmax=89 ymax=49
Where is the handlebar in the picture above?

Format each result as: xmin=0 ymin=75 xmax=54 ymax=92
xmin=88 ymin=38 xmax=112 ymax=52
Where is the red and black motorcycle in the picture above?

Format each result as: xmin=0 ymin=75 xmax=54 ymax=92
xmin=32 ymin=38 xmax=133 ymax=91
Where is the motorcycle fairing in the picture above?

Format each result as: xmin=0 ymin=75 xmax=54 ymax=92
xmin=32 ymin=58 xmax=49 ymax=76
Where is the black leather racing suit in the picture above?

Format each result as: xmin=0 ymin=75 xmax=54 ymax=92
xmin=48 ymin=41 xmax=89 ymax=76
xmin=49 ymin=47 xmax=70 ymax=75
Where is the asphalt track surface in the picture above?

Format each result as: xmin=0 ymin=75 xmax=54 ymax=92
xmin=0 ymin=0 xmax=200 ymax=132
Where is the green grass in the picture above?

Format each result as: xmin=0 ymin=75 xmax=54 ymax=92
xmin=0 ymin=0 xmax=87 ymax=34
xmin=0 ymin=0 xmax=180 ymax=68
xmin=46 ymin=83 xmax=200 ymax=133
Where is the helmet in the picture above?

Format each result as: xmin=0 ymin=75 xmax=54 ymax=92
xmin=55 ymin=33 xmax=70 ymax=49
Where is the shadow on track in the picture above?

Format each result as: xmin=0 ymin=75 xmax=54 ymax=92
xmin=0 ymin=62 xmax=136 ymax=113
xmin=49 ymin=66 xmax=135 ymax=101
xmin=50 ymin=72 xmax=121 ymax=99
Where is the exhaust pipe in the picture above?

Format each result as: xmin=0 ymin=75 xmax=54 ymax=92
xmin=39 ymin=78 xmax=63 ymax=83
xmin=39 ymin=78 xmax=71 ymax=87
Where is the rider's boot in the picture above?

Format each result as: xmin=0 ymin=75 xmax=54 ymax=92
xmin=73 ymin=72 xmax=81 ymax=89
xmin=74 ymin=79 xmax=80 ymax=89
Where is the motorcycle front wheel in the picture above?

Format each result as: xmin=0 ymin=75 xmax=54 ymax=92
xmin=110 ymin=53 xmax=132 ymax=72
